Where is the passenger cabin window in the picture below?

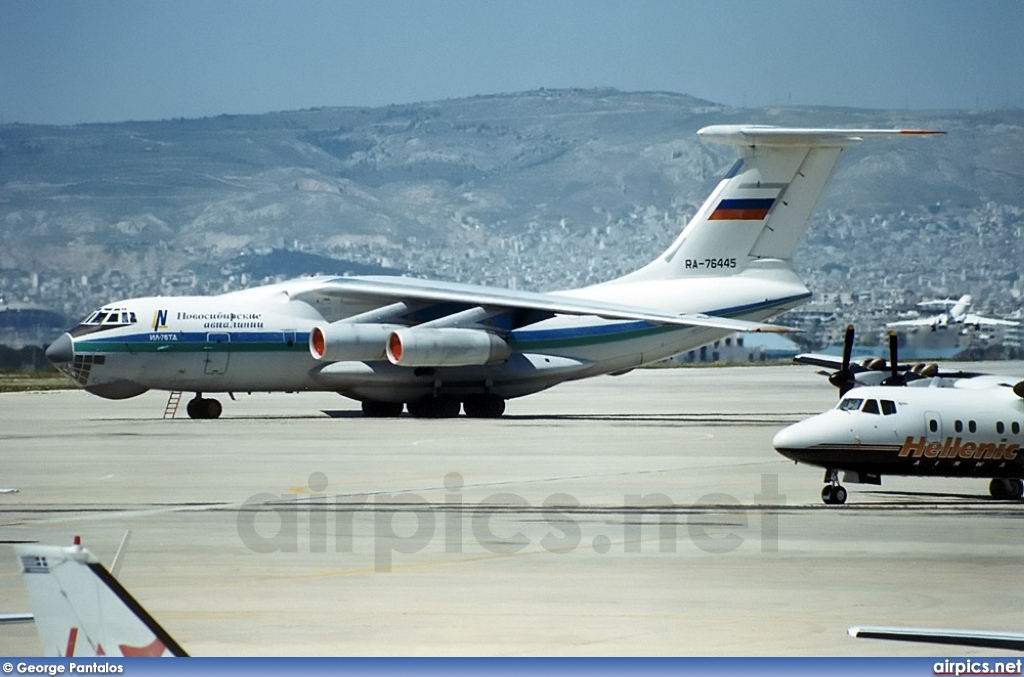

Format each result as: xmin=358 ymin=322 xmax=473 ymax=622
xmin=880 ymin=400 xmax=897 ymax=415
xmin=839 ymin=398 xmax=863 ymax=412
xmin=861 ymin=399 xmax=880 ymax=415
xmin=929 ymin=419 xmax=939 ymax=433
xmin=997 ymin=422 xmax=1005 ymax=435
xmin=954 ymin=420 xmax=963 ymax=433
xmin=1014 ymin=422 xmax=1021 ymax=435
xmin=969 ymin=420 xmax=977 ymax=433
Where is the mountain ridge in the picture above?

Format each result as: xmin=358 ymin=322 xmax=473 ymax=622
xmin=1 ymin=88 xmax=1022 ymax=319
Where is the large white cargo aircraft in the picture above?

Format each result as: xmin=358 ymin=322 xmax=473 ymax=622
xmin=46 ymin=125 xmax=941 ymax=419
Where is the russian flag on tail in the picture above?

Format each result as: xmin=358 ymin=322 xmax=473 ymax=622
xmin=709 ymin=198 xmax=775 ymax=221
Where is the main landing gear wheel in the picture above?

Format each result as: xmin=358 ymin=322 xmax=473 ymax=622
xmin=361 ymin=400 xmax=404 ymax=418
xmin=462 ymin=394 xmax=506 ymax=418
xmin=406 ymin=395 xmax=461 ymax=419
xmin=989 ymin=478 xmax=1024 ymax=500
xmin=186 ymin=394 xmax=222 ymax=420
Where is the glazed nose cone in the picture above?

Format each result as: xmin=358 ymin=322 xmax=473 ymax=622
xmin=45 ymin=333 xmax=74 ymax=365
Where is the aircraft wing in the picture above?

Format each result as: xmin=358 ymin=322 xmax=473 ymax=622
xmin=293 ymin=275 xmax=794 ymax=333
xmin=963 ymin=314 xmax=1019 ymax=327
xmin=850 ymin=625 xmax=1024 ymax=652
xmin=885 ymin=317 xmax=938 ymax=328
xmin=793 ymin=353 xmax=871 ymax=372
xmin=0 ymin=613 xmax=33 ymax=624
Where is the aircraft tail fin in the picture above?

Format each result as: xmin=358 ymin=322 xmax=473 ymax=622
xmin=615 ymin=126 xmax=943 ymax=283
xmin=15 ymin=540 xmax=187 ymax=657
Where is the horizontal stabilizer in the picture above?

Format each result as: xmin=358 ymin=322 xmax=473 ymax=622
xmin=699 ymin=125 xmax=944 ymax=148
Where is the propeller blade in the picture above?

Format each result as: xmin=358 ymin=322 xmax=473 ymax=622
xmin=827 ymin=324 xmax=858 ymax=396
xmin=888 ymin=331 xmax=899 ymax=381
xmin=881 ymin=331 xmax=905 ymax=386
xmin=841 ymin=324 xmax=854 ymax=372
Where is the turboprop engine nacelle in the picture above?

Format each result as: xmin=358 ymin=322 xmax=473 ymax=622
xmin=386 ymin=328 xmax=511 ymax=367
xmin=309 ymin=323 xmax=401 ymax=361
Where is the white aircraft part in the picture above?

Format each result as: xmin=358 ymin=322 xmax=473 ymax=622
xmin=16 ymin=543 xmax=186 ymax=657
xmin=387 ymin=328 xmax=511 ymax=367
xmin=309 ymin=322 xmax=399 ymax=361
xmin=747 ymin=146 xmax=842 ymax=259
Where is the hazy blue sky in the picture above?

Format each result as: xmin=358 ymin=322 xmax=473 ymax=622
xmin=2 ymin=0 xmax=1022 ymax=125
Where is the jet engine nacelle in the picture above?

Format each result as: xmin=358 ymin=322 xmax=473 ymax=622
xmin=386 ymin=328 xmax=510 ymax=367
xmin=309 ymin=323 xmax=401 ymax=361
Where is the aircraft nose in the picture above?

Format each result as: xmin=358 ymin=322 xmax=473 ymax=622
xmin=45 ymin=333 xmax=74 ymax=365
xmin=772 ymin=424 xmax=801 ymax=452
xmin=772 ymin=417 xmax=821 ymax=453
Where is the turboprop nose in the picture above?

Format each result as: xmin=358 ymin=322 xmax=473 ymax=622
xmin=772 ymin=416 xmax=825 ymax=459
xmin=46 ymin=333 xmax=74 ymax=365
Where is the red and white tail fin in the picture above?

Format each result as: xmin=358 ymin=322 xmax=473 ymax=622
xmin=15 ymin=541 xmax=187 ymax=657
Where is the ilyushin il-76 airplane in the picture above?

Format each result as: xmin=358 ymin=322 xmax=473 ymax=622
xmin=774 ymin=328 xmax=1024 ymax=504
xmin=45 ymin=125 xmax=941 ymax=419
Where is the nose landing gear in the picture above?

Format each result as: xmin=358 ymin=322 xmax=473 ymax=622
xmin=185 ymin=393 xmax=222 ymax=419
xmin=821 ymin=469 xmax=848 ymax=505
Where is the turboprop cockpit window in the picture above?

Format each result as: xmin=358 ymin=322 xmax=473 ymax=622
xmin=861 ymin=399 xmax=880 ymax=415
xmin=838 ymin=398 xmax=863 ymax=412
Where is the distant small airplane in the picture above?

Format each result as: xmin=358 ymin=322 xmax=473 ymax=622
xmin=45 ymin=126 xmax=941 ymax=419
xmin=886 ymin=294 xmax=1018 ymax=331
xmin=14 ymin=538 xmax=186 ymax=657
xmin=775 ymin=328 xmax=1024 ymax=504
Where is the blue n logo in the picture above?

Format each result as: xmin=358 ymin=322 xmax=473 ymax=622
xmin=152 ymin=309 xmax=169 ymax=330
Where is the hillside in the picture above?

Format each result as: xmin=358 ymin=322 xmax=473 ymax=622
xmin=1 ymin=89 xmax=1022 ymax=320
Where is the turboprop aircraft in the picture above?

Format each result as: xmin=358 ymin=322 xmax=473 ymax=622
xmin=887 ymin=294 xmax=1019 ymax=332
xmin=45 ymin=125 xmax=941 ymax=419
xmin=14 ymin=538 xmax=187 ymax=657
xmin=774 ymin=328 xmax=1024 ymax=504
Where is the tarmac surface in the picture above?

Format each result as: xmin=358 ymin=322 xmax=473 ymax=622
xmin=2 ymin=364 xmax=1023 ymax=656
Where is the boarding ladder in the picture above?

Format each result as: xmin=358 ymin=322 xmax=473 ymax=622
xmin=163 ymin=391 xmax=183 ymax=419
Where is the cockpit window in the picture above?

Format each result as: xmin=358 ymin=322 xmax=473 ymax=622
xmin=862 ymin=399 xmax=880 ymax=415
xmin=80 ymin=308 xmax=138 ymax=326
xmin=839 ymin=398 xmax=863 ymax=412
xmin=71 ymin=307 xmax=139 ymax=337
xmin=880 ymin=400 xmax=897 ymax=415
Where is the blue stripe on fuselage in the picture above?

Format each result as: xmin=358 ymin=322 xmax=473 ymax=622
xmin=509 ymin=293 xmax=810 ymax=343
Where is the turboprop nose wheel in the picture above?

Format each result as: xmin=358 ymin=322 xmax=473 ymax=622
xmin=186 ymin=393 xmax=222 ymax=419
xmin=821 ymin=469 xmax=848 ymax=505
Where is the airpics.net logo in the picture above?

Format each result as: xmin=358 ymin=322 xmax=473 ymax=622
xmin=236 ymin=472 xmax=786 ymax=572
